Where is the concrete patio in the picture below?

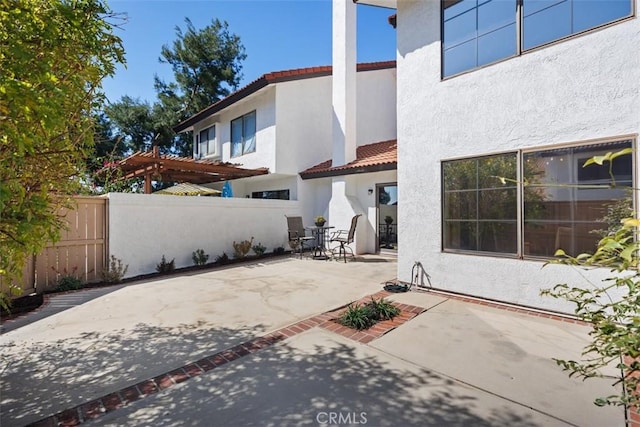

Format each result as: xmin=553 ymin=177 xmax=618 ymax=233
xmin=0 ymin=255 xmax=625 ymax=426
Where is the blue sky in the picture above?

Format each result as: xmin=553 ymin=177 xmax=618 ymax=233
xmin=102 ymin=0 xmax=396 ymax=105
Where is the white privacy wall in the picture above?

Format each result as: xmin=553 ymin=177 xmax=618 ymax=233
xmin=396 ymin=1 xmax=640 ymax=312
xmin=107 ymin=193 xmax=302 ymax=278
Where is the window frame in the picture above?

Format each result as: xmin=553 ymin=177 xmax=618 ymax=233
xmin=441 ymin=150 xmax=520 ymax=256
xmin=251 ymin=189 xmax=290 ymax=200
xmin=195 ymin=125 xmax=216 ymax=158
xmin=231 ymin=110 xmax=257 ymax=158
xmin=441 ymin=136 xmax=636 ymax=260
xmin=441 ymin=0 xmax=635 ymax=79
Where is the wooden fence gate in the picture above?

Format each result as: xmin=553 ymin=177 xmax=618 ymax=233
xmin=9 ymin=197 xmax=107 ymax=296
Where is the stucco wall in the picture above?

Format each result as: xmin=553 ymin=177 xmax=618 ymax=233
xmin=275 ymin=76 xmax=334 ymax=175
xmin=218 ymin=87 xmax=277 ymax=170
xmin=107 ymin=193 xmax=301 ymax=278
xmin=356 ymin=67 xmax=397 ymax=146
xmin=396 ymin=1 xmax=639 ymax=312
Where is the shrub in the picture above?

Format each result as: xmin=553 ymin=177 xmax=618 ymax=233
xmin=51 ymin=266 xmax=83 ymax=292
xmin=367 ymin=297 xmax=400 ymax=320
xmin=339 ymin=304 xmax=376 ymax=330
xmin=101 ymin=255 xmax=128 ymax=283
xmin=55 ymin=275 xmax=83 ymax=292
xmin=232 ymin=237 xmax=254 ymax=259
xmin=156 ymin=255 xmax=175 ymax=274
xmin=273 ymin=246 xmax=285 ymax=255
xmin=338 ymin=298 xmax=400 ymax=330
xmin=252 ymin=242 xmax=267 ymax=256
xmin=215 ymin=252 xmax=230 ymax=265
xmin=192 ymin=249 xmax=209 ymax=266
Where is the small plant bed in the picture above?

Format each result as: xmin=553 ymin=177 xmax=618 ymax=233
xmin=319 ymin=291 xmax=426 ymax=344
xmin=339 ymin=298 xmax=400 ymax=330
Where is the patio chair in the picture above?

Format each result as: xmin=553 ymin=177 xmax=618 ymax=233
xmin=329 ymin=214 xmax=361 ymax=263
xmin=286 ymin=215 xmax=316 ymax=259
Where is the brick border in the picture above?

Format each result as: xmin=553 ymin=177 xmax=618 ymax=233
xmin=24 ymin=288 xmax=595 ymax=426
xmin=318 ymin=290 xmax=425 ymax=344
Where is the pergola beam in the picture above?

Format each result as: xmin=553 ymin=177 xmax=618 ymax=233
xmin=107 ymin=148 xmax=269 ymax=193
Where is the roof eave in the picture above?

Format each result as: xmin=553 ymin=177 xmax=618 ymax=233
xmin=353 ymin=0 xmax=396 ymax=9
xmin=300 ymin=162 xmax=397 ymax=180
xmin=173 ymin=61 xmax=396 ymax=134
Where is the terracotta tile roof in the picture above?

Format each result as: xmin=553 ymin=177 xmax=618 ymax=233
xmin=174 ymin=61 xmax=396 ymax=133
xmin=300 ymin=139 xmax=397 ymax=179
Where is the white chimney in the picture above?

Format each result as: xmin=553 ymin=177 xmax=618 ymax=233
xmin=332 ymin=0 xmax=357 ymax=167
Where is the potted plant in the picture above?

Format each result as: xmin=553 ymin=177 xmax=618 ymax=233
xmin=384 ymin=215 xmax=394 ymax=225
xmin=315 ymin=215 xmax=326 ymax=227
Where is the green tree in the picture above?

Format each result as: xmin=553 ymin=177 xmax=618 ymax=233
xmin=0 ymin=0 xmax=125 ymax=307
xmin=99 ymin=18 xmax=246 ymax=159
xmin=156 ymin=17 xmax=246 ymax=117
xmin=104 ymin=96 xmax=155 ymax=153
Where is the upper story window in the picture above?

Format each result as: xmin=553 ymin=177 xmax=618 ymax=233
xmin=195 ymin=125 xmax=216 ymax=158
xmin=231 ymin=111 xmax=256 ymax=158
xmin=442 ymin=0 xmax=633 ymax=78
xmin=443 ymin=0 xmax=517 ymax=77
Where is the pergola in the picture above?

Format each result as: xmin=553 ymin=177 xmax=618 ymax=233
xmin=112 ymin=147 xmax=269 ymax=194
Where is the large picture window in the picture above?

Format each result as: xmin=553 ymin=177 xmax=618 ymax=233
xmin=231 ymin=111 xmax=256 ymax=157
xmin=443 ymin=153 xmax=518 ymax=253
xmin=442 ymin=139 xmax=634 ymax=258
xmin=523 ymin=140 xmax=633 ymax=257
xmin=442 ymin=0 xmax=633 ymax=77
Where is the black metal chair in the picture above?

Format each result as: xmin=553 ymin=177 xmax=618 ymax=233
xmin=286 ymin=216 xmax=315 ymax=259
xmin=330 ymin=214 xmax=361 ymax=263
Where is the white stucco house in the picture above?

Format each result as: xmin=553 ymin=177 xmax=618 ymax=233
xmin=173 ymin=61 xmax=398 ymax=255
xmin=345 ymin=0 xmax=639 ymax=312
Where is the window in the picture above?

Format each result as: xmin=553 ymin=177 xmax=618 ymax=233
xmin=231 ymin=111 xmax=256 ymax=157
xmin=251 ymin=189 xmax=290 ymax=200
xmin=443 ymin=0 xmax=517 ymax=77
xmin=442 ymin=0 xmax=633 ymax=77
xmin=442 ymin=139 xmax=634 ymax=258
xmin=523 ymin=140 xmax=633 ymax=257
xmin=443 ymin=153 xmax=518 ymax=253
xmin=196 ymin=125 xmax=215 ymax=158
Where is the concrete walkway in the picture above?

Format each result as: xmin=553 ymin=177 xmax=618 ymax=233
xmin=0 ymin=255 xmax=625 ymax=426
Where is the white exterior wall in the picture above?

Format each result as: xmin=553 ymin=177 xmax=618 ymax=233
xmin=396 ymin=1 xmax=640 ymax=312
xmin=356 ymin=68 xmax=397 ymax=146
xmin=219 ymin=87 xmax=277 ymax=171
xmin=275 ymin=77 xmax=334 ymax=174
xmin=107 ymin=192 xmax=301 ymax=278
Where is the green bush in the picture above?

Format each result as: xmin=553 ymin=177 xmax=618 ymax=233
xmin=273 ymin=246 xmax=285 ymax=255
xmin=338 ymin=298 xmax=400 ymax=330
xmin=215 ymin=252 xmax=229 ymax=265
xmin=55 ymin=275 xmax=83 ymax=292
xmin=367 ymin=297 xmax=400 ymax=320
xmin=339 ymin=303 xmax=376 ymax=330
xmin=101 ymin=255 xmax=128 ymax=283
xmin=156 ymin=255 xmax=175 ymax=274
xmin=252 ymin=242 xmax=266 ymax=256
xmin=192 ymin=249 xmax=209 ymax=266
xmin=51 ymin=266 xmax=83 ymax=292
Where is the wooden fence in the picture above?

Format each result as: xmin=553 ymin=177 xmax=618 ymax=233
xmin=7 ymin=197 xmax=107 ymax=297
